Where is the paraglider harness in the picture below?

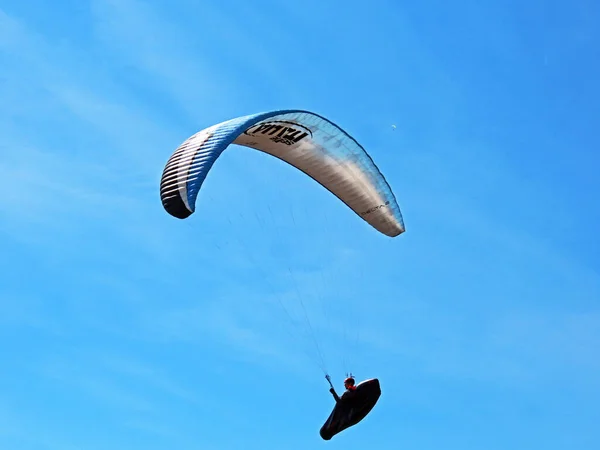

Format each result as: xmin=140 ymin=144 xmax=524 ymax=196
xmin=320 ymin=372 xmax=381 ymax=440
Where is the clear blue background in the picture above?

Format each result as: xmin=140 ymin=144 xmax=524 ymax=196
xmin=1 ymin=0 xmax=599 ymax=449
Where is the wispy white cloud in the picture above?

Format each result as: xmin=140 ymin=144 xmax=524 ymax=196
xmin=0 ymin=10 xmax=174 ymax=219
xmin=0 ymin=9 xmax=209 ymax=263
xmin=0 ymin=403 xmax=20 ymax=438
xmin=0 ymin=292 xmax=66 ymax=337
xmin=137 ymin=292 xmax=313 ymax=370
xmin=351 ymin=286 xmax=600 ymax=393
xmin=120 ymin=418 xmax=182 ymax=441
xmin=36 ymin=352 xmax=225 ymax=436
xmin=42 ymin=360 xmax=158 ymax=414
xmin=95 ymin=354 xmax=201 ymax=404
xmin=89 ymin=0 xmax=301 ymax=121
xmin=490 ymin=311 xmax=600 ymax=373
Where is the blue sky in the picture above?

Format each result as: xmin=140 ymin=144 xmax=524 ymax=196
xmin=1 ymin=0 xmax=599 ymax=449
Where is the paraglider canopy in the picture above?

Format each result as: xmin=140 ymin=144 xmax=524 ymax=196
xmin=320 ymin=378 xmax=381 ymax=440
xmin=159 ymin=109 xmax=405 ymax=237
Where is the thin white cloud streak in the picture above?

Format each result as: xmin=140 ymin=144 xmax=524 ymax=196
xmin=0 ymin=293 xmax=66 ymax=337
xmin=1 ymin=3 xmax=306 ymax=235
xmin=423 ymin=187 xmax=600 ymax=304
xmin=352 ymin=276 xmax=600 ymax=391
xmin=0 ymin=143 xmax=182 ymax=280
xmin=89 ymin=0 xmax=303 ymax=120
xmin=41 ymin=352 xmax=204 ymax=407
xmin=120 ymin=418 xmax=184 ymax=442
xmin=0 ymin=404 xmax=20 ymax=439
xmin=490 ymin=311 xmax=600 ymax=373
xmin=1 ymin=10 xmax=209 ymax=348
xmin=0 ymin=8 xmax=183 ymax=176
xmin=135 ymin=292 xmax=316 ymax=372
xmin=95 ymin=354 xmax=202 ymax=404
xmin=42 ymin=361 xmax=157 ymax=414
xmin=12 ymin=349 xmax=246 ymax=449
xmin=0 ymin=144 xmax=134 ymax=224
xmin=0 ymin=10 xmax=199 ymax=256
xmin=0 ymin=402 xmax=69 ymax=450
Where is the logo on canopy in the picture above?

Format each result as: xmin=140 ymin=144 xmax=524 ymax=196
xmin=244 ymin=120 xmax=313 ymax=146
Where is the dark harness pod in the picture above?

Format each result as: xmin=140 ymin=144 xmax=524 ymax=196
xmin=320 ymin=378 xmax=381 ymax=440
